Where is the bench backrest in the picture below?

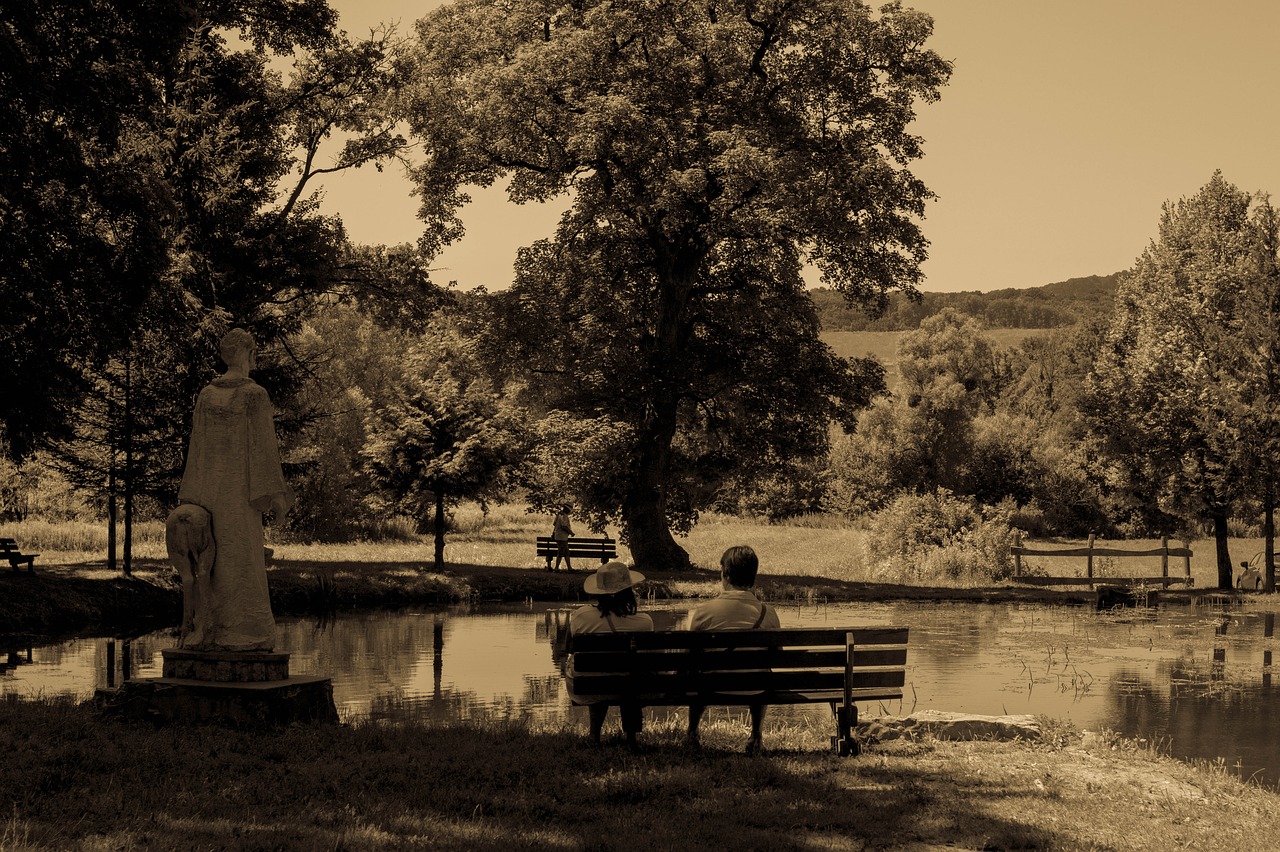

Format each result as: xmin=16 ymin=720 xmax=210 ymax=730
xmin=0 ymin=538 xmax=20 ymax=551
xmin=536 ymin=536 xmax=617 ymax=559
xmin=566 ymin=626 xmax=908 ymax=704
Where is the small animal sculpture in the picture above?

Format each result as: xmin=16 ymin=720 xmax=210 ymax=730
xmin=165 ymin=503 xmax=216 ymax=648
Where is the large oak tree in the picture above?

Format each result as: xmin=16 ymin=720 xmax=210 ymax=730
xmin=401 ymin=0 xmax=949 ymax=568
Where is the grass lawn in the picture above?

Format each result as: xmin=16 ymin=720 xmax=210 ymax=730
xmin=2 ymin=696 xmax=1276 ymax=851
xmin=9 ymin=502 xmax=1265 ymax=588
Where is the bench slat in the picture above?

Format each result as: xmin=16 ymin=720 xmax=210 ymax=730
xmin=568 ymin=626 xmax=908 ymax=652
xmin=568 ymin=647 xmax=908 ymax=672
xmin=568 ymin=668 xmax=906 ymax=696
xmin=567 ymin=688 xmax=904 ymax=707
xmin=535 ymin=537 xmax=617 ymax=558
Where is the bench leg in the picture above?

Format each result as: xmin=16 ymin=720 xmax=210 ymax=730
xmin=831 ymin=702 xmax=860 ymax=756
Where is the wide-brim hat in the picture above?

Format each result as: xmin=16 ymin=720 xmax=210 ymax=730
xmin=583 ymin=561 xmax=645 ymax=595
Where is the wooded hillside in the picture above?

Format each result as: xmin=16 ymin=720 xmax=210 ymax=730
xmin=813 ymin=273 xmax=1120 ymax=331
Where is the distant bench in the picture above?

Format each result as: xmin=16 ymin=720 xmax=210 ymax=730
xmin=1 ymin=537 xmax=37 ymax=573
xmin=535 ymin=536 xmax=617 ymax=571
xmin=562 ymin=626 xmax=910 ymax=755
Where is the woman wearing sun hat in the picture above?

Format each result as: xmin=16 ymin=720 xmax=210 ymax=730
xmin=568 ymin=561 xmax=653 ymax=746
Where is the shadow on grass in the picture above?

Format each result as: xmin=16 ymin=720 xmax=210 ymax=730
xmin=0 ymin=698 xmax=1076 ymax=851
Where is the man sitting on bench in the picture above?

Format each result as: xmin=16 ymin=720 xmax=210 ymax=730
xmin=685 ymin=544 xmax=780 ymax=754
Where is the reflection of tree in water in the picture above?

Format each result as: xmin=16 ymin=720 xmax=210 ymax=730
xmin=0 ymin=646 xmax=32 ymax=675
xmin=278 ymin=610 xmax=444 ymax=705
xmin=522 ymin=674 xmax=562 ymax=708
xmin=907 ymin=602 xmax=1039 ymax=669
xmin=1104 ymin=611 xmax=1280 ymax=785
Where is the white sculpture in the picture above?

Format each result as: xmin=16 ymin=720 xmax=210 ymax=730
xmin=175 ymin=328 xmax=292 ymax=651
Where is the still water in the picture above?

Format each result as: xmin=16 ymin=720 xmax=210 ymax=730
xmin=4 ymin=600 xmax=1280 ymax=784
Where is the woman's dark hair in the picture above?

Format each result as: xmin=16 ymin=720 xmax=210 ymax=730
xmin=594 ymin=587 xmax=638 ymax=618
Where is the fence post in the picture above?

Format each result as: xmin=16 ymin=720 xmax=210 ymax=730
xmin=1184 ymin=539 xmax=1192 ymax=584
xmin=1161 ymin=536 xmax=1169 ymax=581
xmin=1087 ymin=534 xmax=1095 ymax=589
xmin=1013 ymin=531 xmax=1023 ymax=577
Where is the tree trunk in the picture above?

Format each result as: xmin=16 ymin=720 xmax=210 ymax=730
xmin=1265 ymin=473 xmax=1276 ymax=593
xmin=433 ymin=489 xmax=446 ymax=571
xmin=1212 ymin=508 xmax=1232 ymax=590
xmin=620 ymin=260 xmax=698 ymax=572
xmin=622 ymin=400 xmax=691 ymax=572
xmin=107 ymin=465 xmax=117 ymax=574
xmin=123 ymin=355 xmax=133 ymax=578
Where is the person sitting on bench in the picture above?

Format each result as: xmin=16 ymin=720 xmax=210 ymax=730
xmin=685 ymin=545 xmax=780 ymax=754
xmin=568 ymin=561 xmax=653 ymax=747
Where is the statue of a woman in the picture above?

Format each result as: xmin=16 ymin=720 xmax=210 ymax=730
xmin=176 ymin=328 xmax=292 ymax=651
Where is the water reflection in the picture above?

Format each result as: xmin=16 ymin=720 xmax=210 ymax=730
xmin=6 ymin=600 xmax=1280 ymax=784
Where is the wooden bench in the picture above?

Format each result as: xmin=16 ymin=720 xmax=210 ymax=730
xmin=563 ymin=626 xmax=909 ymax=755
xmin=536 ymin=536 xmax=617 ymax=571
xmin=0 ymin=537 xmax=37 ymax=573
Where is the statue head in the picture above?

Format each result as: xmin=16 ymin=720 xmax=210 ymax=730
xmin=219 ymin=328 xmax=257 ymax=374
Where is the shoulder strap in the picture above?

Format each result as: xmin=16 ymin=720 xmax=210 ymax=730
xmin=751 ymin=603 xmax=769 ymax=629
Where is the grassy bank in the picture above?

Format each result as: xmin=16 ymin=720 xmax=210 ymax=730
xmin=2 ymin=696 xmax=1276 ymax=850
xmin=6 ymin=502 xmax=1268 ymax=587
xmin=6 ymin=503 xmax=1273 ymax=638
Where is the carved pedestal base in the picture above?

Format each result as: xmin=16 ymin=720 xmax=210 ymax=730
xmin=161 ymin=648 xmax=290 ymax=682
xmin=95 ymin=648 xmax=338 ymax=726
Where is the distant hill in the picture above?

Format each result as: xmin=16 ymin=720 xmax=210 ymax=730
xmin=812 ymin=273 xmax=1121 ymax=332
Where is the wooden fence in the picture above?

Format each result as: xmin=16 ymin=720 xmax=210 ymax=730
xmin=1011 ymin=534 xmax=1193 ymax=588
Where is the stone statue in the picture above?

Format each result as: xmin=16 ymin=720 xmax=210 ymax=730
xmin=173 ymin=328 xmax=292 ymax=651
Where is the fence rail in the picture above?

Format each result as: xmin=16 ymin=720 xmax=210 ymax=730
xmin=1011 ymin=534 xmax=1193 ymax=588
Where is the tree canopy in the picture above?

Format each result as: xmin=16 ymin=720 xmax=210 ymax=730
xmin=1 ymin=0 xmax=413 ymax=465
xmin=1086 ymin=172 xmax=1279 ymax=588
xmin=401 ymin=0 xmax=949 ymax=568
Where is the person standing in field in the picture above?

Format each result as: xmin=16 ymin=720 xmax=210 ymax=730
xmin=567 ymin=561 xmax=654 ymax=747
xmin=550 ymin=505 xmax=574 ymax=572
xmin=685 ymin=544 xmax=780 ymax=754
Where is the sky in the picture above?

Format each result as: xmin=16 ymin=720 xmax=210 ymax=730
xmin=316 ymin=0 xmax=1280 ymax=293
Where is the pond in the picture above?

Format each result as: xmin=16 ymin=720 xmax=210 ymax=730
xmin=4 ymin=599 xmax=1280 ymax=785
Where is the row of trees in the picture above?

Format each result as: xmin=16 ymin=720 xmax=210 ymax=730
xmin=822 ymin=173 xmax=1280 ymax=591
xmin=812 ymin=274 xmax=1120 ymax=331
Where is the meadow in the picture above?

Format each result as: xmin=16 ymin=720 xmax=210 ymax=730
xmin=822 ymin=328 xmax=1053 ymax=392
xmin=1 ymin=501 xmax=1267 ymax=592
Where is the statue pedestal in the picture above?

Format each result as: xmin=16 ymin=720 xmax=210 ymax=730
xmin=96 ymin=648 xmax=338 ymax=726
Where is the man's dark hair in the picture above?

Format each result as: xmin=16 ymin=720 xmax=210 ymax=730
xmin=720 ymin=545 xmax=759 ymax=588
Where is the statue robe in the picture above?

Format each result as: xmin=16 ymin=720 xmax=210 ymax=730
xmin=178 ymin=376 xmax=291 ymax=651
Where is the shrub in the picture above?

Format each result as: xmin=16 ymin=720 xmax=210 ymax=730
xmin=864 ymin=489 xmax=1016 ymax=584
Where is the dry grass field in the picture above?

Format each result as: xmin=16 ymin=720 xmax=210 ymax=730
xmin=822 ymin=328 xmax=1054 ymax=392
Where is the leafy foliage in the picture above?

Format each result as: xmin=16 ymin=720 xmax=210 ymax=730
xmin=864 ymin=488 xmax=1016 ymax=583
xmin=1085 ymin=172 xmax=1274 ymax=587
xmin=362 ymin=318 xmax=530 ymax=567
xmin=401 ymin=0 xmax=946 ymax=567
